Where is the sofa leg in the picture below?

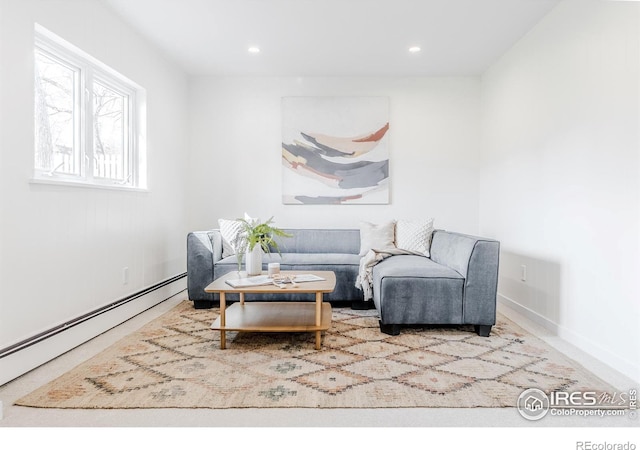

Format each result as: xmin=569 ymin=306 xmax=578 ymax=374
xmin=193 ymin=300 xmax=215 ymax=309
xmin=352 ymin=300 xmax=375 ymax=310
xmin=379 ymin=321 xmax=400 ymax=336
xmin=475 ymin=325 xmax=492 ymax=337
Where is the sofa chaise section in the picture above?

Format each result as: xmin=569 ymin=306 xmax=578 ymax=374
xmin=372 ymin=230 xmax=500 ymax=336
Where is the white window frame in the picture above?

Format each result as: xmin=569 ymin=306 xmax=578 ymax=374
xmin=32 ymin=24 xmax=146 ymax=191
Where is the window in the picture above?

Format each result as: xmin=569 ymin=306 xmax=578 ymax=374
xmin=33 ymin=25 xmax=146 ymax=189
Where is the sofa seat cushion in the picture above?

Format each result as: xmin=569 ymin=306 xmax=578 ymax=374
xmin=214 ymin=253 xmax=362 ymax=302
xmin=268 ymin=253 xmax=360 ymax=266
xmin=372 ymin=255 xmax=464 ymax=325
xmin=372 ymin=255 xmax=463 ymax=279
xmin=215 ymin=253 xmax=360 ymax=267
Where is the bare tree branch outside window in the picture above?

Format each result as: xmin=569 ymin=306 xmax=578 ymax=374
xmin=93 ymin=82 xmax=127 ymax=181
xmin=34 ymin=51 xmax=77 ymax=175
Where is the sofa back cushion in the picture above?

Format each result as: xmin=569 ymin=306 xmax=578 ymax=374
xmin=272 ymin=229 xmax=360 ymax=254
xmin=430 ymin=231 xmax=478 ymax=277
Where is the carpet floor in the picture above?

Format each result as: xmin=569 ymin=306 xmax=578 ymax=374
xmin=15 ymin=301 xmax=615 ymax=409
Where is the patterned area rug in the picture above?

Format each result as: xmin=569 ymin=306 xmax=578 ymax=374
xmin=16 ymin=301 xmax=614 ymax=409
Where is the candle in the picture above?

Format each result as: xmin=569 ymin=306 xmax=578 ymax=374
xmin=268 ymin=262 xmax=280 ymax=278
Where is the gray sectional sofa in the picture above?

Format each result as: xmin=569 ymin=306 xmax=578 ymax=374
xmin=187 ymin=228 xmax=500 ymax=336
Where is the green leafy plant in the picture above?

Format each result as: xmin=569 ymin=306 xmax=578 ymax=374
xmin=238 ymin=216 xmax=292 ymax=254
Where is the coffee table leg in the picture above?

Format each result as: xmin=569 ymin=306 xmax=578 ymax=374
xmin=220 ymin=292 xmax=226 ymax=349
xmin=315 ymin=292 xmax=322 ymax=350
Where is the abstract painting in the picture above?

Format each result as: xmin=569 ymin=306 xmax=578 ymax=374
xmin=282 ymin=97 xmax=389 ymax=204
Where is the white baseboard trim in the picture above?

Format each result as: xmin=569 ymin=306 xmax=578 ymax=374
xmin=497 ymin=293 xmax=560 ymax=334
xmin=0 ymin=275 xmax=186 ymax=387
xmin=498 ymin=293 xmax=639 ymax=385
xmin=554 ymin=321 xmax=640 ymax=386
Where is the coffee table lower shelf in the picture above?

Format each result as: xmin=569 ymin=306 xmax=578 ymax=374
xmin=211 ymin=302 xmax=332 ymax=348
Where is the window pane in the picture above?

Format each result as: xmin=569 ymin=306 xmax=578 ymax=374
xmin=93 ymin=81 xmax=129 ymax=182
xmin=34 ymin=50 xmax=79 ymax=175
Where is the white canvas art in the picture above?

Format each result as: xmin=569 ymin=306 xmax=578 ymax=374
xmin=282 ymin=97 xmax=389 ymax=205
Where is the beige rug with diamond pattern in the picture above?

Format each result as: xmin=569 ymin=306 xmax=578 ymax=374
xmin=15 ymin=301 xmax=615 ymax=409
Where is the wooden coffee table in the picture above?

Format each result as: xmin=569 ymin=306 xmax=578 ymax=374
xmin=205 ymin=270 xmax=336 ymax=350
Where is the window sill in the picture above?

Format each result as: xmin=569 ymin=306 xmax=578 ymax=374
xmin=29 ymin=177 xmax=148 ymax=193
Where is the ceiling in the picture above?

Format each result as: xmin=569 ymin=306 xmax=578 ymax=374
xmin=102 ymin=0 xmax=561 ymax=77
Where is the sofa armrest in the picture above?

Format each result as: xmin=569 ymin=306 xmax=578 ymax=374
xmin=187 ymin=230 xmax=222 ymax=302
xmin=430 ymin=230 xmax=500 ymax=325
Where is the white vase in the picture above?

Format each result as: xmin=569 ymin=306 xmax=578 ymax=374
xmin=245 ymin=245 xmax=263 ymax=276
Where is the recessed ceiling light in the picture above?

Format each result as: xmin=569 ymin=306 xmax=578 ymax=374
xmin=408 ymin=46 xmax=421 ymax=53
xmin=248 ymin=46 xmax=260 ymax=53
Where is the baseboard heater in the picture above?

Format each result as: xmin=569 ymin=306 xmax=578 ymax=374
xmin=0 ymin=273 xmax=186 ymax=360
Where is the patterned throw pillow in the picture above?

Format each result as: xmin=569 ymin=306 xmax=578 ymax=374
xmin=218 ymin=213 xmax=258 ymax=258
xmin=218 ymin=218 xmax=244 ymax=259
xmin=395 ymin=218 xmax=435 ymax=257
xmin=359 ymin=220 xmax=396 ymax=256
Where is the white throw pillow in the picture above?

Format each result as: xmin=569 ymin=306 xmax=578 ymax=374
xmin=218 ymin=218 xmax=244 ymax=258
xmin=218 ymin=213 xmax=257 ymax=258
xmin=395 ymin=218 xmax=435 ymax=257
xmin=359 ymin=221 xmax=396 ymax=256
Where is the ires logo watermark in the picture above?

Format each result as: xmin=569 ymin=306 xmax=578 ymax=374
xmin=517 ymin=388 xmax=637 ymax=421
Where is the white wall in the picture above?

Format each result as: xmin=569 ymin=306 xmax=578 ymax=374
xmin=481 ymin=0 xmax=640 ymax=382
xmin=187 ymin=77 xmax=481 ymax=233
xmin=0 ymin=0 xmax=189 ymax=373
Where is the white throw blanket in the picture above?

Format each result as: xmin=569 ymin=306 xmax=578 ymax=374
xmin=355 ymin=247 xmax=424 ymax=301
